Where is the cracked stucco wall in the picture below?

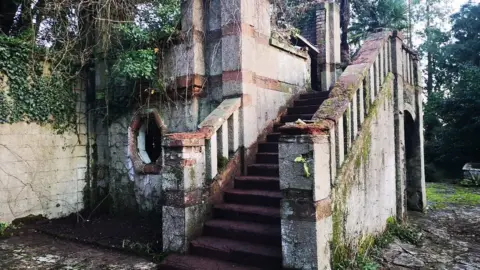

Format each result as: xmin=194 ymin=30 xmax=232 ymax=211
xmin=0 ymin=92 xmax=87 ymax=224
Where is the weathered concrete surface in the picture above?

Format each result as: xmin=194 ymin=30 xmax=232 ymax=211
xmin=381 ymin=204 xmax=480 ymax=269
xmin=0 ymin=231 xmax=157 ymax=269
xmin=0 ymin=102 xmax=87 ymax=224
xmin=333 ymin=77 xmax=397 ymax=246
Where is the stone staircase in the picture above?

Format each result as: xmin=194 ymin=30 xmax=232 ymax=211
xmin=160 ymin=91 xmax=330 ymax=270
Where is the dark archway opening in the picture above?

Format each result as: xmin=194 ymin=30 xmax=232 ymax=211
xmin=404 ymin=111 xmax=423 ymax=211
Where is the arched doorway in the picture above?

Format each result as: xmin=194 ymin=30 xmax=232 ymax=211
xmin=404 ymin=110 xmax=423 ymax=211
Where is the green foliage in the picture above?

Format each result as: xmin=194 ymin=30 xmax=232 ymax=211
xmin=218 ymin=156 xmax=229 ymax=172
xmin=425 ymin=64 xmax=480 ymax=175
xmin=0 ymin=35 xmax=77 ymax=132
xmin=294 ymin=154 xmax=312 ymax=178
xmin=112 ymin=49 xmax=157 ymax=81
xmin=332 ymin=217 xmax=421 ymax=270
xmin=0 ymin=223 xmax=8 ymax=236
xmin=423 ymin=3 xmax=480 ymax=177
xmin=350 ymin=0 xmax=408 ymax=45
xmin=106 ymin=0 xmax=181 ymax=118
xmin=381 ymin=217 xmax=422 ymax=246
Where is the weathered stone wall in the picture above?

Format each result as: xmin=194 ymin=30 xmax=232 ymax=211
xmin=98 ymin=0 xmax=311 ymax=217
xmin=332 ymin=77 xmax=397 ymax=246
xmin=0 ymin=92 xmax=87 ymax=224
xmin=278 ymin=30 xmax=424 ymax=269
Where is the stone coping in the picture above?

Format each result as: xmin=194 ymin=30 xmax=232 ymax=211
xmin=198 ymin=97 xmax=241 ymax=138
xmin=279 ymin=31 xmax=396 ymax=135
xmin=163 ymin=97 xmax=241 ymax=147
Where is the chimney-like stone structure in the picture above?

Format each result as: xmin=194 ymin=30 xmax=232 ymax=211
xmin=317 ymin=1 xmax=341 ymax=91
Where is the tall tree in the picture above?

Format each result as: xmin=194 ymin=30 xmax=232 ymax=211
xmin=349 ymin=0 xmax=408 ymax=46
xmin=424 ymin=3 xmax=480 ymax=177
xmin=413 ymin=0 xmax=451 ymax=94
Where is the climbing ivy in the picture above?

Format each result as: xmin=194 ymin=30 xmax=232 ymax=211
xmin=0 ymin=35 xmax=77 ymax=132
xmin=105 ymin=0 xmax=181 ymax=119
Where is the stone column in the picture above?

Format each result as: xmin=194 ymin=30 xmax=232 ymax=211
xmin=279 ymin=133 xmax=334 ymax=270
xmin=179 ymin=0 xmax=205 ymax=83
xmin=412 ymin=56 xmax=427 ymax=212
xmin=317 ymin=1 xmax=341 ymax=91
xmin=161 ymin=135 xmax=208 ymax=253
xmin=391 ymin=31 xmax=406 ymax=221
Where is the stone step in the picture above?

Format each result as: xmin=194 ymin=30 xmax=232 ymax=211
xmin=294 ymin=97 xmax=328 ymax=107
xmin=190 ymin=236 xmax=282 ymax=269
xmin=224 ymin=189 xmax=281 ymax=207
xmin=159 ymin=254 xmax=261 ymax=270
xmin=299 ymin=91 xmax=330 ymax=99
xmin=266 ymin=132 xmax=281 ymax=142
xmin=287 ymin=105 xmax=320 ymax=115
xmin=203 ymin=220 xmax=281 ymax=246
xmin=256 ymin=152 xmax=278 ymax=164
xmin=213 ymin=203 xmax=280 ymax=224
xmin=258 ymin=142 xmax=279 ymax=153
xmin=247 ymin=164 xmax=279 ymax=177
xmin=273 ymin=123 xmax=284 ymax=132
xmin=234 ymin=176 xmax=280 ymax=190
xmin=281 ymin=114 xmax=314 ymax=123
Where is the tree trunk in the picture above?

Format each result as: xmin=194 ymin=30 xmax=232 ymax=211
xmin=340 ymin=0 xmax=351 ymax=65
xmin=427 ymin=52 xmax=433 ymax=95
xmin=426 ymin=2 xmax=433 ymax=95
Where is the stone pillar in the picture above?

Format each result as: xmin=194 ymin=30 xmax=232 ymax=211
xmin=161 ymin=135 xmax=208 ymax=253
xmin=279 ymin=134 xmax=333 ymax=270
xmin=411 ymin=56 xmax=427 ymax=212
xmin=317 ymin=1 xmax=341 ymax=91
xmin=180 ymin=0 xmax=205 ymax=80
xmin=391 ymin=31 xmax=406 ymax=221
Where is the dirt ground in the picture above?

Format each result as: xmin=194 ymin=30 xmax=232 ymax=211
xmin=36 ymin=214 xmax=163 ymax=256
xmin=0 ymin=230 xmax=158 ymax=269
xmin=380 ymin=184 xmax=480 ymax=269
xmin=0 ymin=183 xmax=478 ymax=270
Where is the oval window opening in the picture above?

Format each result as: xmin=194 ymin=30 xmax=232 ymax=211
xmin=137 ymin=117 xmax=162 ymax=164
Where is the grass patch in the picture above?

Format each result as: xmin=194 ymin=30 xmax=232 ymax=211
xmin=333 ymin=217 xmax=421 ymax=270
xmin=427 ymin=183 xmax=480 ymax=209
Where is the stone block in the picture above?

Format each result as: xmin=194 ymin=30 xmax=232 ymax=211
xmin=281 ymin=217 xmax=332 ymax=270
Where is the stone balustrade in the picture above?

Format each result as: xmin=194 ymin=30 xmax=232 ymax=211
xmin=160 ymin=97 xmax=242 ymax=252
xmin=278 ymin=31 xmax=422 ymax=269
xmin=198 ymin=98 xmax=241 ymax=180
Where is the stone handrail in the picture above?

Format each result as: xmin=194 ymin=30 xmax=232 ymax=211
xmin=281 ymin=31 xmax=418 ymax=169
xmin=163 ymin=97 xmax=242 ymax=180
xmin=198 ymin=98 xmax=241 ymax=179
xmin=277 ymin=31 xmax=420 ymax=269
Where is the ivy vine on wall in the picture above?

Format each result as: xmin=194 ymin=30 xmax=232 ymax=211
xmin=0 ymin=35 xmax=77 ymax=133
